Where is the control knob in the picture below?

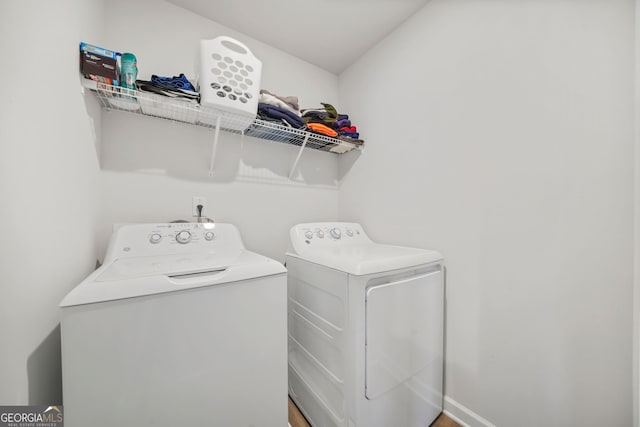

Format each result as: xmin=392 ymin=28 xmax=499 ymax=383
xmin=317 ymin=230 xmax=324 ymax=238
xmin=330 ymin=228 xmax=341 ymax=239
xmin=204 ymin=231 xmax=215 ymax=241
xmin=346 ymin=229 xmax=353 ymax=237
xmin=304 ymin=230 xmax=313 ymax=239
xmin=150 ymin=233 xmax=162 ymax=244
xmin=176 ymin=230 xmax=192 ymax=244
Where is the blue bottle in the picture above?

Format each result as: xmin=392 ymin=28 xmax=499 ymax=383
xmin=120 ymin=53 xmax=137 ymax=89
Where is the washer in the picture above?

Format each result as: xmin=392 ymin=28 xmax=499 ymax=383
xmin=286 ymin=222 xmax=444 ymax=427
xmin=60 ymin=223 xmax=287 ymax=427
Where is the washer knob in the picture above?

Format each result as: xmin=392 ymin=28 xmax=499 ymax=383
xmin=330 ymin=228 xmax=342 ymax=239
xmin=317 ymin=230 xmax=325 ymax=238
xmin=150 ymin=233 xmax=162 ymax=244
xmin=204 ymin=231 xmax=215 ymax=241
xmin=176 ymin=230 xmax=192 ymax=244
xmin=346 ymin=229 xmax=353 ymax=237
xmin=304 ymin=230 xmax=313 ymax=239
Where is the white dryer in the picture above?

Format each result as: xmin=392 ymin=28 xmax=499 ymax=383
xmin=60 ymin=223 xmax=287 ymax=427
xmin=286 ymin=222 xmax=444 ymax=427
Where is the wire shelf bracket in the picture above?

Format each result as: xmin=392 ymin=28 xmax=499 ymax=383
xmin=208 ymin=116 xmax=222 ymax=176
xmin=288 ymin=133 xmax=310 ymax=180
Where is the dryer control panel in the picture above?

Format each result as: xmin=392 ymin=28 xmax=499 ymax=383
xmin=288 ymin=222 xmax=372 ymax=253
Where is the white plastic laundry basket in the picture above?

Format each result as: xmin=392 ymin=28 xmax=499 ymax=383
xmin=198 ymin=36 xmax=262 ymax=131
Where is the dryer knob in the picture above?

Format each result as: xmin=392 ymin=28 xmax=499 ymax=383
xmin=330 ymin=228 xmax=342 ymax=239
xmin=304 ymin=230 xmax=313 ymax=239
xmin=150 ymin=233 xmax=162 ymax=244
xmin=204 ymin=231 xmax=215 ymax=241
xmin=317 ymin=230 xmax=325 ymax=238
xmin=346 ymin=229 xmax=353 ymax=237
xmin=176 ymin=230 xmax=192 ymax=244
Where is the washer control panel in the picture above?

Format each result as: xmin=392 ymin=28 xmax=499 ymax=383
xmin=289 ymin=222 xmax=371 ymax=252
xmin=145 ymin=223 xmax=216 ymax=246
xmin=105 ymin=222 xmax=245 ymax=261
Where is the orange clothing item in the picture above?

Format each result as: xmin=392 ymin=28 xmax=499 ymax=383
xmin=306 ymin=122 xmax=338 ymax=137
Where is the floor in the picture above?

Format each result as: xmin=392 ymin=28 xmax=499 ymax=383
xmin=432 ymin=413 xmax=463 ymax=427
xmin=288 ymin=397 xmax=461 ymax=427
xmin=288 ymin=398 xmax=310 ymax=427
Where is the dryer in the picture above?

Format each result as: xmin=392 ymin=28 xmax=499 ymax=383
xmin=286 ymin=222 xmax=444 ymax=427
xmin=60 ymin=223 xmax=287 ymax=427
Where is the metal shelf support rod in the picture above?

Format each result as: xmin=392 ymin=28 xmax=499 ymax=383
xmin=289 ymin=133 xmax=310 ymax=180
xmin=208 ymin=115 xmax=222 ymax=176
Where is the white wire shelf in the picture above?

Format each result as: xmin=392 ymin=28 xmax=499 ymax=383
xmin=83 ymin=81 xmax=363 ymax=168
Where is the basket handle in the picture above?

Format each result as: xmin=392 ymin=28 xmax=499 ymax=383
xmin=216 ymin=36 xmax=252 ymax=56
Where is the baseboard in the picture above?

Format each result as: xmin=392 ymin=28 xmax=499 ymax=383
xmin=443 ymin=396 xmax=496 ymax=427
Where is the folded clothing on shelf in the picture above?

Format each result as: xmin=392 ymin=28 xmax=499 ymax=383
xmin=301 ymin=102 xmax=338 ymax=125
xmin=338 ymin=125 xmax=359 ymax=139
xmin=298 ymin=102 xmax=365 ymax=148
xmin=257 ymin=103 xmax=305 ymax=129
xmin=306 ymin=122 xmax=338 ymax=137
xmin=254 ymin=95 xmax=364 ymax=150
xmin=335 ymin=118 xmax=351 ymax=128
xmin=259 ymin=90 xmax=301 ymax=116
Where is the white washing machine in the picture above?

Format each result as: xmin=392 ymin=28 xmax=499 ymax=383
xmin=60 ymin=223 xmax=288 ymax=427
xmin=286 ymin=222 xmax=444 ymax=427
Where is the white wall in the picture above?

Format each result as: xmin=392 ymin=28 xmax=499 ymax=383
xmin=0 ymin=1 xmax=634 ymax=421
xmin=338 ymin=1 xmax=634 ymax=426
xmin=97 ymin=0 xmax=341 ymax=261
xmin=0 ymin=0 xmax=341 ymax=405
xmin=0 ymin=0 xmax=103 ymax=404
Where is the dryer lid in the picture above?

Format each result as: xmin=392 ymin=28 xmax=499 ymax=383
xmin=287 ymin=243 xmax=441 ymax=275
xmin=286 ymin=222 xmax=442 ymax=275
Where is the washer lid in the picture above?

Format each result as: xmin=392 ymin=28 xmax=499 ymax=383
xmin=60 ymin=250 xmax=286 ymax=307
xmin=95 ymin=250 xmax=244 ymax=282
xmin=287 ymin=243 xmax=442 ymax=275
